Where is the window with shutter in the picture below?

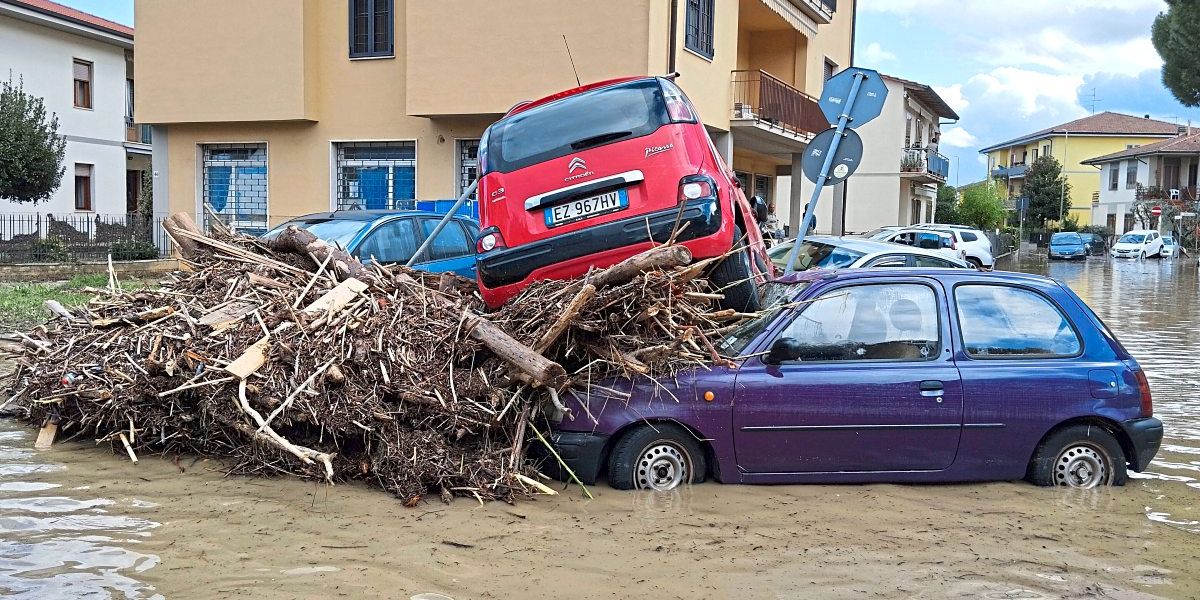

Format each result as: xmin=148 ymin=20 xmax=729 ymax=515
xmin=74 ymin=164 xmax=93 ymax=210
xmin=73 ymin=59 xmax=92 ymax=108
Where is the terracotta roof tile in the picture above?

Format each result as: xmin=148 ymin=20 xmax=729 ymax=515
xmin=5 ymin=0 xmax=133 ymax=38
xmin=980 ymin=112 xmax=1179 ymax=153
xmin=1082 ymin=131 xmax=1200 ymax=165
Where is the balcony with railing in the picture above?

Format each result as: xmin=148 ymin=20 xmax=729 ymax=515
xmin=900 ymin=147 xmax=950 ymax=183
xmin=991 ymin=162 xmax=1028 ymax=179
xmin=789 ymin=0 xmax=836 ymax=23
xmin=125 ymin=116 xmax=152 ymax=145
xmin=731 ymin=70 xmax=828 ymax=145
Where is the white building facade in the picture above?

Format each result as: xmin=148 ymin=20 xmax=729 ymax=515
xmin=1083 ymin=132 xmax=1200 ymax=235
xmin=0 ymin=0 xmax=148 ymax=216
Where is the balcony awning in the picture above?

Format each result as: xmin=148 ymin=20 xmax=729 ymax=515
xmin=759 ymin=0 xmax=818 ymax=37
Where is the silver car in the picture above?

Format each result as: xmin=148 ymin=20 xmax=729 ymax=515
xmin=769 ymin=235 xmax=973 ymax=272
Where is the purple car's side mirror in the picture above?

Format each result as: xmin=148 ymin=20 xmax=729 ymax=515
xmin=766 ymin=337 xmax=802 ymax=364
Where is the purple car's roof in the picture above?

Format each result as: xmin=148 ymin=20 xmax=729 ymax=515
xmin=771 ymin=268 xmax=1058 ymax=287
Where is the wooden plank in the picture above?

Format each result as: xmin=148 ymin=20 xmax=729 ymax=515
xmin=224 ymin=334 xmax=272 ymax=380
xmin=302 ymin=277 xmax=369 ymax=315
xmin=34 ymin=422 xmax=57 ymax=449
xmin=198 ymin=301 xmax=258 ymax=328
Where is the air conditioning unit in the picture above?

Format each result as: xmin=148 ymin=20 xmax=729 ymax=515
xmin=733 ymin=102 xmax=755 ymax=119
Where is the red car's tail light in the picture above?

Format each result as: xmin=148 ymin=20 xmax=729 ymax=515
xmin=678 ymin=175 xmax=717 ymax=204
xmin=1135 ymin=369 xmax=1153 ymax=417
xmin=662 ymin=80 xmax=696 ymax=123
xmin=476 ymin=227 xmax=505 ymax=253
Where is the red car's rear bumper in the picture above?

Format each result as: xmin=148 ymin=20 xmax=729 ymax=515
xmin=477 ymin=198 xmax=728 ymax=307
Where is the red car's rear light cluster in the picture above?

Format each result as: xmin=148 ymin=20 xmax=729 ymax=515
xmin=678 ymin=175 xmax=717 ymax=205
xmin=476 ymin=227 xmax=506 ymax=253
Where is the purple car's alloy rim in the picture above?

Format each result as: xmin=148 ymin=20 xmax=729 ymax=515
xmin=1054 ymin=444 xmax=1109 ymax=488
xmin=636 ymin=443 xmax=690 ymax=491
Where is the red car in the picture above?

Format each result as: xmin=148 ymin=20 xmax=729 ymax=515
xmin=475 ymin=76 xmax=774 ymax=309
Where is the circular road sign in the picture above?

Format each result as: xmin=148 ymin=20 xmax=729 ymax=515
xmin=818 ymin=67 xmax=889 ymax=128
xmin=801 ymin=128 xmax=864 ymax=186
xmin=1151 ymin=206 xmax=1163 ymax=217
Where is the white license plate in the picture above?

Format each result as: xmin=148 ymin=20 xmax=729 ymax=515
xmin=545 ymin=190 xmax=627 ymax=227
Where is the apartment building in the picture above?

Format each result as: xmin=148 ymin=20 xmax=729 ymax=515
xmin=134 ymin=0 xmax=854 ymax=235
xmin=0 ymin=0 xmax=150 ymax=215
xmin=837 ymin=74 xmax=956 ymax=232
xmin=979 ymin=112 xmax=1179 ymax=227
xmin=1082 ymin=130 xmax=1200 ymax=234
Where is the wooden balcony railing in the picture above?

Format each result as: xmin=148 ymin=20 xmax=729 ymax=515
xmin=731 ymin=70 xmax=828 ymax=138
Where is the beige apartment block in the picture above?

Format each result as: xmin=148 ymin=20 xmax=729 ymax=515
xmin=135 ymin=0 xmax=854 ymax=233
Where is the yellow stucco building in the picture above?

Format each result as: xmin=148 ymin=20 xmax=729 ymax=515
xmin=134 ymin=0 xmax=854 ymax=233
xmin=979 ymin=112 xmax=1180 ymax=226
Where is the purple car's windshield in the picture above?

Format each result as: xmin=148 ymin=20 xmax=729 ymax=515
xmin=716 ymin=281 xmax=811 ymax=357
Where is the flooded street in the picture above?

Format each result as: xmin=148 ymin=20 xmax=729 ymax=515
xmin=1 ymin=256 xmax=1198 ymax=599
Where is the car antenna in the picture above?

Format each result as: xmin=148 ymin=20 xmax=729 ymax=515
xmin=562 ymin=34 xmax=581 ymax=87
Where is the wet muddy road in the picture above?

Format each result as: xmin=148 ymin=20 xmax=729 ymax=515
xmin=1 ymin=256 xmax=1198 ymax=599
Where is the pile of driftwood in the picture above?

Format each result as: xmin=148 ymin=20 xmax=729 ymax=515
xmin=2 ymin=213 xmax=745 ymax=504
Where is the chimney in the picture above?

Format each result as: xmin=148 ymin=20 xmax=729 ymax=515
xmin=1144 ymin=114 xmax=1151 ymax=119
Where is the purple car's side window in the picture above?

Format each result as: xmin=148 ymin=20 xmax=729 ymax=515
xmin=955 ymin=285 xmax=1082 ymax=358
xmin=777 ymin=283 xmax=940 ymax=362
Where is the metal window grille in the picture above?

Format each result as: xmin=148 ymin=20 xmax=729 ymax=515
xmin=684 ymin=0 xmax=715 ymax=59
xmin=753 ymin=175 xmax=771 ymax=202
xmin=335 ymin=142 xmax=416 ymax=210
xmin=349 ymin=0 xmax=394 ymax=58
xmin=202 ymin=143 xmax=268 ymax=235
xmin=457 ymin=139 xmax=479 ymax=200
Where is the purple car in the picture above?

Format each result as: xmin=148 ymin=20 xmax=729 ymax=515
xmin=544 ymin=268 xmax=1163 ymax=491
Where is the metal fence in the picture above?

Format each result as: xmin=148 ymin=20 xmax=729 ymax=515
xmin=0 ymin=213 xmax=170 ymax=264
xmin=731 ymin=70 xmax=829 ymax=139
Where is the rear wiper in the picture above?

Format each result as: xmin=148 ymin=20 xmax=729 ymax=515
xmin=570 ymin=130 xmax=632 ymax=150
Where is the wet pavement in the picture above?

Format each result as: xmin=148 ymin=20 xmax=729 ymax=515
xmin=0 ymin=255 xmax=1197 ymax=599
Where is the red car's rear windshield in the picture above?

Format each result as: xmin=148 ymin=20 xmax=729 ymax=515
xmin=482 ymin=79 xmax=670 ymax=174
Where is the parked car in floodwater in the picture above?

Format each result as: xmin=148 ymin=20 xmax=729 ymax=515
xmin=260 ymin=210 xmax=480 ymax=278
xmin=871 ymin=228 xmax=967 ymax=263
xmin=1048 ymin=232 xmax=1087 ymax=260
xmin=1110 ymin=230 xmax=1165 ymax=259
xmin=767 ymin=235 xmax=971 ymax=271
xmin=916 ymin=225 xmax=995 ymax=269
xmin=1161 ymin=235 xmax=1178 ymax=258
xmin=1077 ymin=233 xmax=1107 ymax=256
xmin=543 ymin=268 xmax=1162 ymax=491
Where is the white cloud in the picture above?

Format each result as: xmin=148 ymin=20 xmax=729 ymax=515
xmin=965 ymin=67 xmax=1087 ymax=119
xmin=860 ymin=42 xmax=896 ymax=66
xmin=939 ymin=127 xmax=978 ymax=148
xmin=933 ymin=84 xmax=969 ymax=113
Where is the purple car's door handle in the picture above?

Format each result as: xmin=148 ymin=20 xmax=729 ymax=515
xmin=919 ymin=380 xmax=944 ymax=397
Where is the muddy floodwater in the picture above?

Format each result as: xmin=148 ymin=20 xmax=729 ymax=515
xmin=1 ymin=256 xmax=1198 ymax=599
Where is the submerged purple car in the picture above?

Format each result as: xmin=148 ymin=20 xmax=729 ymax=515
xmin=544 ymin=268 xmax=1163 ymax=491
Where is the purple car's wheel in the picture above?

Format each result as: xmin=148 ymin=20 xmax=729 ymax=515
xmin=1027 ymin=424 xmax=1127 ymax=488
xmin=636 ymin=442 xmax=690 ymax=491
xmin=1053 ymin=444 xmax=1109 ymax=488
xmin=607 ymin=423 xmax=707 ymax=491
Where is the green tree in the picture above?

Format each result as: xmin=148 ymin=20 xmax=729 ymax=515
xmin=1153 ymin=0 xmax=1200 ymax=107
xmin=957 ymin=183 xmax=1007 ymax=230
xmin=0 ymin=76 xmax=65 ymax=204
xmin=933 ymin=184 xmax=960 ymax=224
xmin=1024 ymin=155 xmax=1071 ymax=227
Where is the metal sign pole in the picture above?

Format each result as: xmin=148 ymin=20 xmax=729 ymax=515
xmin=406 ymin=179 xmax=479 ymax=267
xmin=783 ymin=72 xmax=867 ymax=273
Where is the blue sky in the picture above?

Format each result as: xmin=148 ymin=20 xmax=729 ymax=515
xmin=63 ymin=0 xmax=1200 ymax=185
xmin=854 ymin=0 xmax=1200 ymax=184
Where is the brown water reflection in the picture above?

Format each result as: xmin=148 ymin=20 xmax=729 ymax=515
xmin=0 ymin=256 xmax=1197 ymax=599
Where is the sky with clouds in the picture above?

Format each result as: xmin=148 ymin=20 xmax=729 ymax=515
xmin=854 ymin=0 xmax=1200 ymax=184
xmin=61 ymin=0 xmax=1200 ymax=186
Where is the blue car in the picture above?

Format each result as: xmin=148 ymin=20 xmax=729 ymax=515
xmin=1048 ymin=232 xmax=1087 ymax=260
xmin=261 ymin=210 xmax=479 ymax=278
